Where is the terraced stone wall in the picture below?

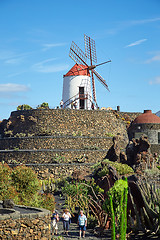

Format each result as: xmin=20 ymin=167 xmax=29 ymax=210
xmin=0 ymin=109 xmax=141 ymax=179
xmin=3 ymin=109 xmax=129 ymax=138
xmin=0 ymin=136 xmax=113 ymax=150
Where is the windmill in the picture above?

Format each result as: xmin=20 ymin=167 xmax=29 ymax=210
xmin=69 ymin=34 xmax=111 ymax=107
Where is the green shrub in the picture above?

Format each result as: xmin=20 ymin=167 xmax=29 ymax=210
xmin=17 ymin=104 xmax=32 ymax=110
xmin=4 ymin=130 xmax=13 ymax=137
xmin=37 ymin=102 xmax=49 ymax=109
xmin=14 ymin=133 xmax=26 ymax=138
xmin=0 ymin=163 xmax=19 ymax=201
xmin=93 ymin=159 xmax=134 ymax=177
xmin=40 ymin=193 xmax=55 ymax=211
xmin=11 ymin=165 xmax=40 ymax=203
xmin=0 ymin=163 xmax=55 ymax=210
xmin=87 ymin=214 xmax=98 ymax=229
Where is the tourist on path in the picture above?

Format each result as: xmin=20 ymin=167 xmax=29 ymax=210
xmin=62 ymin=209 xmax=71 ymax=236
xmin=51 ymin=210 xmax=59 ymax=236
xmin=78 ymin=210 xmax=87 ymax=238
xmin=60 ymin=100 xmax=64 ymax=109
xmin=73 ymin=100 xmax=77 ymax=109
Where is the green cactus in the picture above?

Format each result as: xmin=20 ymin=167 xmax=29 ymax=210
xmin=129 ymin=177 xmax=160 ymax=234
xmin=103 ymin=179 xmax=128 ymax=240
xmin=109 ymin=193 xmax=116 ymax=240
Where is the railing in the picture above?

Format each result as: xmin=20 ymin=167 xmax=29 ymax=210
xmin=63 ymin=92 xmax=96 ymax=109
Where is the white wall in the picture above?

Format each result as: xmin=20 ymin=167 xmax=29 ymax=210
xmin=62 ymin=75 xmax=92 ymax=109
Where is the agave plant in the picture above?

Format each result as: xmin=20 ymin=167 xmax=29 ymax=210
xmin=129 ymin=176 xmax=160 ymax=234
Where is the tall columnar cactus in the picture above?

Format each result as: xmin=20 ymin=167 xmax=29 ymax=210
xmin=109 ymin=194 xmax=116 ymax=240
xmin=119 ymin=179 xmax=128 ymax=240
xmin=103 ymin=178 xmax=128 ymax=240
xmin=124 ymin=186 xmax=128 ymax=237
xmin=119 ymin=191 xmax=124 ymax=240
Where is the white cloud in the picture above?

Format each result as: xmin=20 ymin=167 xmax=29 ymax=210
xmin=125 ymin=39 xmax=147 ymax=48
xmin=0 ymin=83 xmax=30 ymax=93
xmin=131 ymin=17 xmax=160 ymax=25
xmin=7 ymin=71 xmax=26 ymax=78
xmin=0 ymin=49 xmax=34 ymax=65
xmin=4 ymin=57 xmax=25 ymax=65
xmin=42 ymin=42 xmax=67 ymax=51
xmin=32 ymin=58 xmax=69 ymax=73
xmin=145 ymin=54 xmax=160 ymax=64
xmin=105 ymin=17 xmax=160 ymax=37
xmin=149 ymin=76 xmax=160 ymax=85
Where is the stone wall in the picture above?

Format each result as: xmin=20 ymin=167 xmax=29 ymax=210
xmin=150 ymin=144 xmax=160 ymax=155
xmin=128 ymin=123 xmax=160 ymax=144
xmin=0 ymin=149 xmax=108 ymax=164
xmin=0 ymin=204 xmax=51 ymax=240
xmin=0 ymin=136 xmax=113 ymax=150
xmin=0 ymin=109 xmax=147 ymax=179
xmin=3 ymin=109 xmax=129 ymax=138
xmin=118 ymin=112 xmax=141 ymax=121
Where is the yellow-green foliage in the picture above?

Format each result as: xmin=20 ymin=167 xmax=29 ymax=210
xmin=103 ymin=179 xmax=128 ymax=240
xmin=93 ymin=159 xmax=134 ymax=176
xmin=0 ymin=163 xmax=55 ymax=210
xmin=17 ymin=104 xmax=32 ymax=110
xmin=37 ymin=102 xmax=49 ymax=109
xmin=0 ymin=163 xmax=18 ymax=202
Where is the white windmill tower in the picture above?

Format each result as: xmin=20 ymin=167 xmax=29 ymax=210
xmin=62 ymin=34 xmax=111 ymax=109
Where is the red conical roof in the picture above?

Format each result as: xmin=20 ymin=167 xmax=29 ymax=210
xmin=64 ymin=64 xmax=90 ymax=77
xmin=133 ymin=110 xmax=160 ymax=124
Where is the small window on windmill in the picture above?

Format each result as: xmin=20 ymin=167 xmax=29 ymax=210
xmin=158 ymin=132 xmax=160 ymax=144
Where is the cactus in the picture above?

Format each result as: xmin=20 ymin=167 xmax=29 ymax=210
xmin=129 ymin=177 xmax=160 ymax=234
xmin=109 ymin=194 xmax=116 ymax=240
xmin=103 ymin=179 xmax=128 ymax=240
xmin=123 ymin=186 xmax=128 ymax=239
xmin=119 ymin=191 xmax=124 ymax=240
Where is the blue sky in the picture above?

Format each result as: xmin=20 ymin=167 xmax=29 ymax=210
xmin=0 ymin=0 xmax=160 ymax=120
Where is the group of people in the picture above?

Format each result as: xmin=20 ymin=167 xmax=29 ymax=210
xmin=59 ymin=99 xmax=78 ymax=109
xmin=51 ymin=209 xmax=87 ymax=238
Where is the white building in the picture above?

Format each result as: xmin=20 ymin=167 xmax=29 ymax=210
xmin=62 ymin=64 xmax=93 ymax=109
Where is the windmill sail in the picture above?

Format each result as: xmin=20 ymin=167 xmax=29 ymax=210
xmin=84 ymin=34 xmax=97 ymax=63
xmin=69 ymin=41 xmax=88 ymax=69
xmin=93 ymin=69 xmax=110 ymax=92
xmin=69 ymin=35 xmax=111 ymax=107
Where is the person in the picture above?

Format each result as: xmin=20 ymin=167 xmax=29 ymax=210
xmin=71 ymin=101 xmax=74 ymax=109
xmin=60 ymin=100 xmax=63 ymax=109
xmin=73 ymin=100 xmax=77 ymax=109
xmin=78 ymin=210 xmax=87 ymax=238
xmin=62 ymin=209 xmax=71 ymax=236
xmin=51 ymin=210 xmax=59 ymax=236
xmin=91 ymin=103 xmax=94 ymax=110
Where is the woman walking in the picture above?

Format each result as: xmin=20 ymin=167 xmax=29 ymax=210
xmin=51 ymin=210 xmax=59 ymax=236
xmin=62 ymin=209 xmax=71 ymax=236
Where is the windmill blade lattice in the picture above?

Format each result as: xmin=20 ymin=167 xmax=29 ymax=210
xmin=69 ymin=35 xmax=111 ymax=107
xmin=84 ymin=34 xmax=97 ymax=63
xmin=93 ymin=69 xmax=110 ymax=92
xmin=69 ymin=41 xmax=88 ymax=69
